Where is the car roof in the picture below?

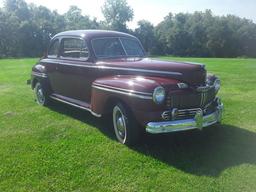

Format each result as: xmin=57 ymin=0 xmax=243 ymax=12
xmin=53 ymin=30 xmax=136 ymax=40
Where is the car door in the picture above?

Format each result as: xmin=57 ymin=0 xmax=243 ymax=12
xmin=43 ymin=38 xmax=62 ymax=95
xmin=55 ymin=37 xmax=94 ymax=103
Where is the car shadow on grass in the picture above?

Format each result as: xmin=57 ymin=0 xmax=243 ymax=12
xmin=132 ymin=124 xmax=256 ymax=177
xmin=47 ymin=101 xmax=116 ymax=140
xmin=47 ymin=101 xmax=256 ymax=177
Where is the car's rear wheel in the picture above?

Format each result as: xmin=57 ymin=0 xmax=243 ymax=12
xmin=34 ymin=82 xmax=49 ymax=106
xmin=112 ymin=103 xmax=141 ymax=146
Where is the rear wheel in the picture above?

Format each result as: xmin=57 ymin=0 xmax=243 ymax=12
xmin=112 ymin=103 xmax=141 ymax=146
xmin=34 ymin=82 xmax=49 ymax=106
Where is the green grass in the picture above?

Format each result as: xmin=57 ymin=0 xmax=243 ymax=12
xmin=0 ymin=57 xmax=256 ymax=191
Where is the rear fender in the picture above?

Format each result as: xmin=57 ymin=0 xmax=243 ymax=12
xmin=31 ymin=63 xmax=52 ymax=96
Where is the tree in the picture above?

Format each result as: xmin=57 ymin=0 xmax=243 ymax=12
xmin=155 ymin=13 xmax=174 ymax=54
xmin=135 ymin=20 xmax=156 ymax=54
xmin=154 ymin=10 xmax=256 ymax=57
xmin=0 ymin=1 xmax=101 ymax=57
xmin=1 ymin=1 xmax=256 ymax=58
xmin=4 ymin=0 xmax=30 ymax=20
xmin=101 ymin=0 xmax=133 ymax=32
xmin=0 ymin=9 xmax=20 ymax=57
xmin=65 ymin=6 xmax=90 ymax=30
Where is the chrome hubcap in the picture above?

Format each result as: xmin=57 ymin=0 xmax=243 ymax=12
xmin=36 ymin=85 xmax=45 ymax=104
xmin=113 ymin=106 xmax=127 ymax=142
xmin=116 ymin=116 xmax=125 ymax=137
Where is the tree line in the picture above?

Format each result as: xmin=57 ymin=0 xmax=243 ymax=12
xmin=0 ymin=0 xmax=256 ymax=58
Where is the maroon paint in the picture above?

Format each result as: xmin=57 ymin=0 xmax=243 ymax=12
xmin=31 ymin=30 xmax=213 ymax=126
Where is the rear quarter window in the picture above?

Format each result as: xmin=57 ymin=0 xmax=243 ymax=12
xmin=48 ymin=39 xmax=59 ymax=58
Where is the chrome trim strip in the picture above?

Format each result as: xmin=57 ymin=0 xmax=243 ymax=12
xmin=90 ymin=111 xmax=102 ymax=118
xmin=97 ymin=65 xmax=182 ymax=76
xmin=92 ymin=85 xmax=153 ymax=100
xmin=42 ymin=60 xmax=182 ymax=76
xmin=204 ymin=91 xmax=208 ymax=106
xmin=50 ymin=95 xmax=102 ymax=117
xmin=92 ymin=83 xmax=152 ymax=96
xmin=200 ymin=91 xmax=207 ymax=107
xmin=200 ymin=92 xmax=204 ymax=107
xmin=178 ymin=108 xmax=201 ymax=112
xmin=146 ymin=102 xmax=223 ymax=134
xmin=32 ymin=72 xmax=47 ymax=78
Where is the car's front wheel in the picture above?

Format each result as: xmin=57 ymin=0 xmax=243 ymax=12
xmin=112 ymin=103 xmax=141 ymax=146
xmin=34 ymin=82 xmax=49 ymax=106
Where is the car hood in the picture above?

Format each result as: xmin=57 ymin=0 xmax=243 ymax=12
xmin=96 ymin=58 xmax=206 ymax=85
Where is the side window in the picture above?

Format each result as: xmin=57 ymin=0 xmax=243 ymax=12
xmin=48 ymin=39 xmax=59 ymax=58
xmin=60 ymin=38 xmax=89 ymax=59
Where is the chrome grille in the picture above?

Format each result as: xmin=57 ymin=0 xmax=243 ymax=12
xmin=176 ymin=108 xmax=202 ymax=119
xmin=166 ymin=87 xmax=216 ymax=109
xmin=161 ymin=108 xmax=202 ymax=120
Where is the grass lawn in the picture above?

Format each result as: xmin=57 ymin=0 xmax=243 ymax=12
xmin=0 ymin=57 xmax=256 ymax=191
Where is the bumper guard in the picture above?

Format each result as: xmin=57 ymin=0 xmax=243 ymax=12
xmin=146 ymin=102 xmax=223 ymax=134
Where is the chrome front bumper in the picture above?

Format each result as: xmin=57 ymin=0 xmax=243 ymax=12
xmin=146 ymin=102 xmax=223 ymax=134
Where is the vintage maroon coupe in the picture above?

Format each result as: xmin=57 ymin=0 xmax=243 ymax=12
xmin=29 ymin=30 xmax=223 ymax=145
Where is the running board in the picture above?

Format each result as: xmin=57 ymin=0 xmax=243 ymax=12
xmin=50 ymin=95 xmax=101 ymax=117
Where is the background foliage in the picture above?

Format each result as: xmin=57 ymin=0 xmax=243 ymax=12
xmin=0 ymin=0 xmax=256 ymax=58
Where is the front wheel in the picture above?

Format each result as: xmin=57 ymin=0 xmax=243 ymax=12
xmin=34 ymin=82 xmax=49 ymax=106
xmin=112 ymin=103 xmax=141 ymax=146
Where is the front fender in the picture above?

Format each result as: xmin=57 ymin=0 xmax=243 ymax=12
xmin=91 ymin=75 xmax=181 ymax=125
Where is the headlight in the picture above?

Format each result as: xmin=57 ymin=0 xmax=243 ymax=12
xmin=153 ymin=86 xmax=165 ymax=104
xmin=214 ymin=79 xmax=221 ymax=92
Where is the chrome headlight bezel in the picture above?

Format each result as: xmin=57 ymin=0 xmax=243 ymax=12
xmin=153 ymin=86 xmax=166 ymax=104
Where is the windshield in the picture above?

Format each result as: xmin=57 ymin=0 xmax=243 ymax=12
xmin=92 ymin=37 xmax=145 ymax=59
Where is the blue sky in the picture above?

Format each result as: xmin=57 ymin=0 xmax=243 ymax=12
xmin=0 ymin=0 xmax=255 ymax=28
